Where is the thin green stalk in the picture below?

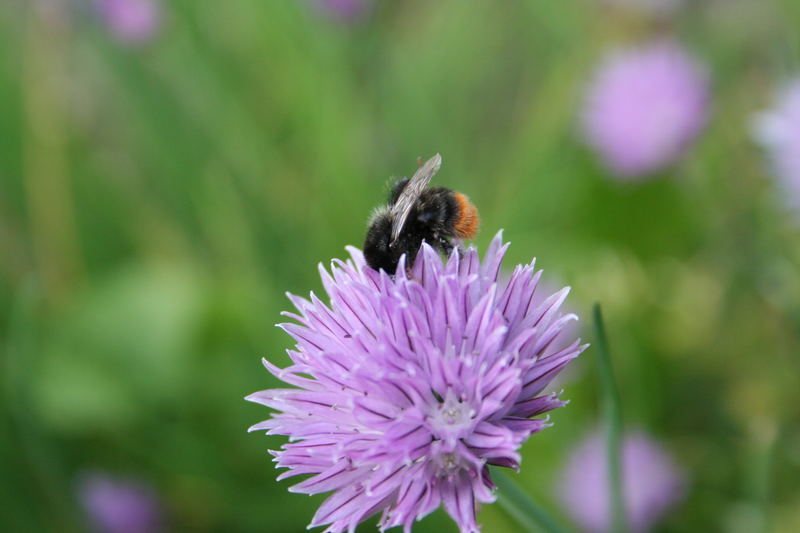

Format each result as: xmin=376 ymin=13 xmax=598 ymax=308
xmin=493 ymin=468 xmax=572 ymax=533
xmin=593 ymin=303 xmax=628 ymax=533
xmin=750 ymin=421 xmax=778 ymax=533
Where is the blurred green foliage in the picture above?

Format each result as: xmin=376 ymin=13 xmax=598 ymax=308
xmin=2 ymin=1 xmax=800 ymax=532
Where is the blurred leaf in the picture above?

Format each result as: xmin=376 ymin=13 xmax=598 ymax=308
xmin=33 ymin=264 xmax=203 ymax=432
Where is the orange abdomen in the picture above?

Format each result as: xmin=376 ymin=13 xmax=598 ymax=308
xmin=453 ymin=193 xmax=480 ymax=239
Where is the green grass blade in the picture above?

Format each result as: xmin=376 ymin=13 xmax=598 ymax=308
xmin=593 ymin=303 xmax=628 ymax=533
xmin=493 ymin=468 xmax=573 ymax=533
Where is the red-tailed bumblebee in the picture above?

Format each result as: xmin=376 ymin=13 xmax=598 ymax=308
xmin=364 ymin=153 xmax=479 ymax=273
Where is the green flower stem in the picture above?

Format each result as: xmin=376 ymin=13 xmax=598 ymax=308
xmin=593 ymin=303 xmax=628 ymax=533
xmin=750 ymin=421 xmax=779 ymax=533
xmin=493 ymin=468 xmax=573 ymax=533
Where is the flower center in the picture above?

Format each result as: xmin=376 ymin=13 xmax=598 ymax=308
xmin=430 ymin=391 xmax=474 ymax=439
xmin=440 ymin=402 xmax=470 ymax=426
xmin=439 ymin=452 xmax=460 ymax=473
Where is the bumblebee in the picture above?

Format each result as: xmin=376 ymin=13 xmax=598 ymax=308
xmin=363 ymin=153 xmax=479 ymax=273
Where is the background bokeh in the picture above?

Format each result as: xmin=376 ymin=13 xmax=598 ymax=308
xmin=2 ymin=1 xmax=800 ymax=532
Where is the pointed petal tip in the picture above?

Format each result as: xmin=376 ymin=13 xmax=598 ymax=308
xmin=344 ymin=245 xmax=367 ymax=265
xmin=244 ymin=393 xmax=260 ymax=404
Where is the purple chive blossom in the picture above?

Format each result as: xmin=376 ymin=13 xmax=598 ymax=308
xmin=558 ymin=431 xmax=686 ymax=533
xmin=582 ymin=41 xmax=709 ymax=179
xmin=310 ymin=0 xmax=372 ymax=22
xmin=96 ymin=0 xmax=161 ymax=43
xmin=753 ymin=78 xmax=800 ymax=209
xmin=77 ymin=471 xmax=164 ymax=533
xmin=247 ymin=231 xmax=586 ymax=533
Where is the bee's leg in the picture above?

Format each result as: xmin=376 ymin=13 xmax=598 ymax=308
xmin=440 ymin=238 xmax=466 ymax=264
xmin=454 ymin=239 xmax=465 ymax=259
xmin=436 ymin=236 xmax=455 ymax=258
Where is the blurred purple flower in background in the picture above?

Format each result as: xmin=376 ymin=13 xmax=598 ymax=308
xmin=310 ymin=0 xmax=372 ymax=22
xmin=558 ymin=431 xmax=686 ymax=533
xmin=96 ymin=0 xmax=161 ymax=43
xmin=248 ymin=232 xmax=586 ymax=533
xmin=753 ymin=78 xmax=800 ymax=208
xmin=78 ymin=472 xmax=164 ymax=533
xmin=582 ymin=41 xmax=709 ymax=179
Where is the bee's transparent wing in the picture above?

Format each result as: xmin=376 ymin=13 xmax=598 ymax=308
xmin=390 ymin=153 xmax=442 ymax=244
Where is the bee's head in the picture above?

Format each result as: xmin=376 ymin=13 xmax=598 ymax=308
xmin=363 ymin=208 xmax=398 ymax=274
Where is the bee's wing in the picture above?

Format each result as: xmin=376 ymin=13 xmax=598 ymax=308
xmin=390 ymin=153 xmax=442 ymax=244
